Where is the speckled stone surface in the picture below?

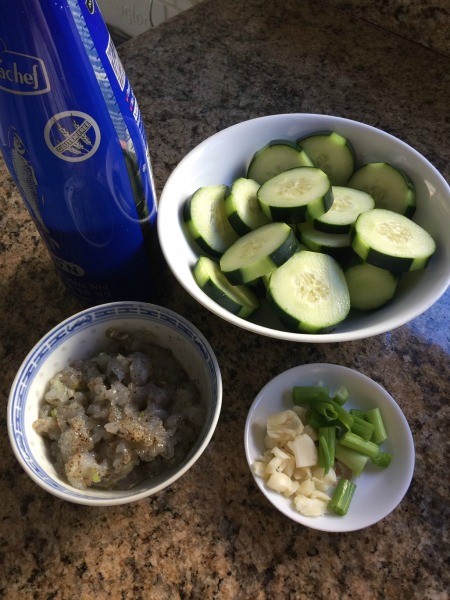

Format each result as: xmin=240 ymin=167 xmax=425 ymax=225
xmin=324 ymin=0 xmax=449 ymax=56
xmin=0 ymin=0 xmax=449 ymax=598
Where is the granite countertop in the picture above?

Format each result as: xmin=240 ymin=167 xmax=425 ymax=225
xmin=0 ymin=0 xmax=449 ymax=598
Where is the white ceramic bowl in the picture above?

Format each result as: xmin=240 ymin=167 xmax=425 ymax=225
xmin=158 ymin=113 xmax=450 ymax=342
xmin=8 ymin=302 xmax=222 ymax=506
xmin=244 ymin=363 xmax=414 ymax=532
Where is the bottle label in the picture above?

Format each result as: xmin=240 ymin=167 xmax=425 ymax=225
xmin=0 ymin=41 xmax=50 ymax=95
xmin=44 ymin=111 xmax=101 ymax=162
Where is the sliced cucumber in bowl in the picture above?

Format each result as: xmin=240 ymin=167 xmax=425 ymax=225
xmin=314 ymin=186 xmax=375 ymax=234
xmin=348 ymin=162 xmax=416 ymax=217
xmin=247 ymin=139 xmax=313 ymax=184
xmin=258 ymin=167 xmax=333 ymax=223
xmin=296 ymin=131 xmax=356 ymax=186
xmin=193 ymin=256 xmax=260 ymax=318
xmin=225 ymin=177 xmax=270 ymax=235
xmin=178 ymin=124 xmax=439 ymax=335
xmin=268 ymin=250 xmax=350 ymax=333
xmin=297 ymin=221 xmax=352 ymax=260
xmin=351 ymin=208 xmax=436 ymax=272
xmin=183 ymin=184 xmax=238 ymax=257
xmin=344 ymin=261 xmax=399 ymax=311
xmin=220 ymin=221 xmax=299 ymax=285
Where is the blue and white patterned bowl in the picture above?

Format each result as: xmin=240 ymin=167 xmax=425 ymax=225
xmin=8 ymin=301 xmax=222 ymax=506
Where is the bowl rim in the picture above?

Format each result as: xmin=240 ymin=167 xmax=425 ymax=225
xmin=7 ymin=301 xmax=223 ymax=506
xmin=244 ymin=362 xmax=415 ymax=532
xmin=158 ymin=112 xmax=450 ymax=343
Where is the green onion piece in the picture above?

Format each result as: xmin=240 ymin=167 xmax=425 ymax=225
xmin=318 ymin=426 xmax=336 ymax=475
xmin=329 ymin=478 xmax=357 ymax=516
xmin=306 ymin=409 xmax=338 ymax=430
xmin=292 ymin=385 xmax=353 ymax=429
xmin=335 ymin=443 xmax=369 ymax=477
xmin=340 ymin=431 xmax=380 ymax=459
xmin=315 ymin=401 xmax=338 ymax=421
xmin=350 ymin=408 xmax=366 ymax=419
xmin=350 ymin=415 xmax=375 ymax=441
xmin=365 ymin=408 xmax=388 ymax=444
xmin=371 ymin=452 xmax=393 ymax=468
xmin=293 ymin=386 xmax=353 ymax=430
xmin=292 ymin=385 xmax=329 ymax=404
xmin=328 ymin=399 xmax=354 ymax=430
xmin=333 ymin=385 xmax=349 ymax=406
xmin=50 ymin=408 xmax=58 ymax=419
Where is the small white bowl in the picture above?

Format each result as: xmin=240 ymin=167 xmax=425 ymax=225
xmin=8 ymin=302 xmax=222 ymax=506
xmin=244 ymin=363 xmax=414 ymax=532
xmin=158 ymin=113 xmax=450 ymax=342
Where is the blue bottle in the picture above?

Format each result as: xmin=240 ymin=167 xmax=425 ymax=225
xmin=0 ymin=0 xmax=161 ymax=304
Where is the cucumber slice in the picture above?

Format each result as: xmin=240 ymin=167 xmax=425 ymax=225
xmin=297 ymin=221 xmax=351 ymax=260
xmin=351 ymin=208 xmax=436 ymax=271
xmin=225 ymin=177 xmax=270 ymax=235
xmin=193 ymin=256 xmax=260 ymax=318
xmin=344 ymin=262 xmax=398 ymax=310
xmin=314 ymin=186 xmax=375 ymax=234
xmin=296 ymin=131 xmax=356 ymax=186
xmin=219 ymin=222 xmax=298 ymax=284
xmin=247 ymin=139 xmax=313 ymax=184
xmin=258 ymin=167 xmax=333 ymax=223
xmin=348 ymin=162 xmax=416 ymax=217
xmin=184 ymin=184 xmax=238 ymax=257
xmin=247 ymin=276 xmax=269 ymax=298
xmin=268 ymin=250 xmax=350 ymax=333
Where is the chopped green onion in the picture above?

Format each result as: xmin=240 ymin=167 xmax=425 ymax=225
xmin=333 ymin=385 xmax=349 ymax=406
xmin=371 ymin=452 xmax=393 ymax=468
xmin=315 ymin=401 xmax=338 ymax=421
xmin=350 ymin=415 xmax=375 ymax=441
xmin=306 ymin=409 xmax=337 ymax=430
xmin=50 ymin=408 xmax=58 ymax=419
xmin=365 ymin=408 xmax=387 ymax=444
xmin=350 ymin=408 xmax=366 ymax=420
xmin=328 ymin=399 xmax=354 ymax=430
xmin=292 ymin=385 xmax=329 ymax=404
xmin=335 ymin=443 xmax=369 ymax=477
xmin=293 ymin=386 xmax=353 ymax=429
xmin=318 ymin=426 xmax=336 ymax=475
xmin=329 ymin=478 xmax=356 ymax=516
xmin=340 ymin=431 xmax=380 ymax=459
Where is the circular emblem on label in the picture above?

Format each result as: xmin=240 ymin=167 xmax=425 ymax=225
xmin=44 ymin=111 xmax=101 ymax=162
